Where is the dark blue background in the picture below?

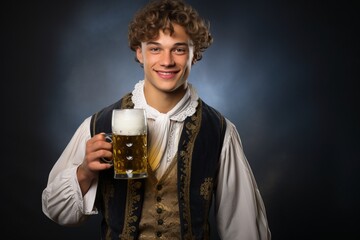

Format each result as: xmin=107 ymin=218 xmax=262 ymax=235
xmin=4 ymin=0 xmax=359 ymax=239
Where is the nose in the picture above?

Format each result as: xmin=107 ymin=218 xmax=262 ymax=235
xmin=160 ymin=50 xmax=175 ymax=67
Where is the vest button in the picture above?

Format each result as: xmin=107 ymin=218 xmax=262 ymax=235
xmin=156 ymin=231 xmax=162 ymax=237
xmin=156 ymin=196 xmax=162 ymax=202
xmin=158 ymin=219 xmax=164 ymax=225
xmin=156 ymin=208 xmax=162 ymax=214
xmin=156 ymin=185 xmax=162 ymax=190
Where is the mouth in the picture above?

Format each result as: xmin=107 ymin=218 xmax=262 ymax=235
xmin=155 ymin=70 xmax=179 ymax=79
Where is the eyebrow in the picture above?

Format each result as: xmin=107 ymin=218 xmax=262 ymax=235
xmin=146 ymin=41 xmax=189 ymax=47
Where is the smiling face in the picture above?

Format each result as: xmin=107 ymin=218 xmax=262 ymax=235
xmin=136 ymin=23 xmax=194 ymax=102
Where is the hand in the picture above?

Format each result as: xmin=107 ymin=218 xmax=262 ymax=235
xmin=77 ymin=133 xmax=113 ymax=195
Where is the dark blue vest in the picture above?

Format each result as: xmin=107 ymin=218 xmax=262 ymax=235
xmin=90 ymin=93 xmax=226 ymax=240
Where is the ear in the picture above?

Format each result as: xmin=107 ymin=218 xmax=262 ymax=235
xmin=136 ymin=47 xmax=143 ymax=64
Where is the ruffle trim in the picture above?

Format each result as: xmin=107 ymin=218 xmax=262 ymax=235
xmin=131 ymin=80 xmax=199 ymax=122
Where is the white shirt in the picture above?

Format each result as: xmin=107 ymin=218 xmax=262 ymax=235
xmin=42 ymin=80 xmax=271 ymax=240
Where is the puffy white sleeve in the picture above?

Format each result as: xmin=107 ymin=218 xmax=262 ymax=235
xmin=41 ymin=117 xmax=99 ymax=226
xmin=216 ymin=119 xmax=271 ymax=240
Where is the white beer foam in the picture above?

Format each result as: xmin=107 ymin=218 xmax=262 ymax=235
xmin=112 ymin=109 xmax=147 ymax=135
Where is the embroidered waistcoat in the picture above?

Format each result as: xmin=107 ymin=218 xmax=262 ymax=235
xmin=90 ymin=93 xmax=226 ymax=240
xmin=138 ymin=155 xmax=181 ymax=239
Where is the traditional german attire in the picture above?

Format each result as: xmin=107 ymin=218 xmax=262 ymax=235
xmin=42 ymin=80 xmax=271 ymax=240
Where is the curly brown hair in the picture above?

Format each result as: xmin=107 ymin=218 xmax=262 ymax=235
xmin=128 ymin=0 xmax=213 ymax=64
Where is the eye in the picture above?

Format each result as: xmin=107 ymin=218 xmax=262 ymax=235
xmin=174 ymin=48 xmax=186 ymax=55
xmin=149 ymin=47 xmax=160 ymax=53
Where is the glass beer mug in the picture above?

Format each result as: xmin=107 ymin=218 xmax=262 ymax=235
xmin=111 ymin=108 xmax=148 ymax=179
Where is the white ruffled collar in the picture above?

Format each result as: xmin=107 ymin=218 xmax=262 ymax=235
xmin=131 ymin=80 xmax=199 ymax=122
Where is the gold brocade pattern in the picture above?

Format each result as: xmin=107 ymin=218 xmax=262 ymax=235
xmin=200 ymin=178 xmax=213 ymax=240
xmin=200 ymin=178 xmax=213 ymax=201
xmin=179 ymin=100 xmax=202 ymax=239
xmin=138 ymin=156 xmax=180 ymax=239
xmin=120 ymin=180 xmax=142 ymax=240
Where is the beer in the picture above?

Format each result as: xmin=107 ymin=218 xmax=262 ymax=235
xmin=112 ymin=134 xmax=148 ymax=179
xmin=111 ymin=108 xmax=148 ymax=179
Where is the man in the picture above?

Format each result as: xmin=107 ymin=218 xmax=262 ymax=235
xmin=42 ymin=0 xmax=271 ymax=239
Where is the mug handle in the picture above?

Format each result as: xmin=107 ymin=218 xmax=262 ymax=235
xmin=101 ymin=133 xmax=113 ymax=164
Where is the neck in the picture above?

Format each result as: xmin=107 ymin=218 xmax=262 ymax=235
xmin=144 ymin=83 xmax=187 ymax=113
